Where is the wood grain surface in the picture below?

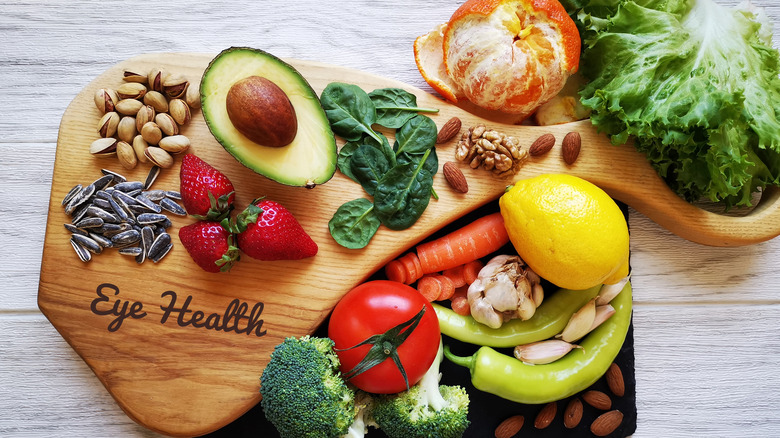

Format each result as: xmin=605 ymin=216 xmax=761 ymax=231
xmin=4 ymin=1 xmax=780 ymax=437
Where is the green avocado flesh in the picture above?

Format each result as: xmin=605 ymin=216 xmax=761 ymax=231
xmin=201 ymin=47 xmax=337 ymax=187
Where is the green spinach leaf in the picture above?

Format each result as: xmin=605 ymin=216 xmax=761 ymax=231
xmin=320 ymin=82 xmax=383 ymax=143
xmin=374 ymin=149 xmax=434 ymax=230
xmin=329 ymin=198 xmax=381 ymax=249
xmin=337 ymin=141 xmax=361 ymax=182
xmin=393 ymin=115 xmax=438 ymax=156
xmin=368 ymin=88 xmax=439 ymax=129
xmin=351 ymin=144 xmax=392 ymax=196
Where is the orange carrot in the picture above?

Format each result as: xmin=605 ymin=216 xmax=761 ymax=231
xmin=436 ymin=275 xmax=456 ymax=301
xmin=416 ymin=212 xmax=509 ymax=274
xmin=417 ymin=276 xmax=442 ymax=302
xmin=442 ymin=265 xmax=467 ymax=288
xmin=451 ymin=296 xmax=471 ymax=316
xmin=463 ymin=260 xmax=484 ymax=285
xmin=385 ymin=259 xmax=407 ymax=284
xmin=452 ymin=285 xmax=469 ymax=300
xmin=397 ymin=252 xmax=422 ymax=284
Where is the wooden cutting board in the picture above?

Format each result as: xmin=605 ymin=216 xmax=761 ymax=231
xmin=37 ymin=53 xmax=780 ymax=437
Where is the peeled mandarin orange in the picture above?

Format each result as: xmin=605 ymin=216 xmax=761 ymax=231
xmin=415 ymin=0 xmax=580 ymax=118
xmin=413 ymin=23 xmax=464 ymax=103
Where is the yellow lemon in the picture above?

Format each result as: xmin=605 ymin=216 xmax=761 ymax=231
xmin=499 ymin=174 xmax=629 ymax=290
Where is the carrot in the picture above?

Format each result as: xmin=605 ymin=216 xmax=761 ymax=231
xmin=384 ymin=259 xmax=407 ymax=284
xmin=451 ymin=296 xmax=471 ymax=316
xmin=417 ymin=276 xmax=442 ymax=302
xmin=436 ymin=275 xmax=456 ymax=301
xmin=463 ymin=260 xmax=484 ymax=285
xmin=442 ymin=265 xmax=467 ymax=288
xmin=416 ymin=212 xmax=509 ymax=274
xmin=452 ymin=285 xmax=469 ymax=300
xmin=397 ymin=252 xmax=422 ymax=284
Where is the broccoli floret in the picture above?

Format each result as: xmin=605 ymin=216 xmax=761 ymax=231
xmin=372 ymin=339 xmax=470 ymax=438
xmin=342 ymin=390 xmax=377 ymax=438
xmin=260 ymin=336 xmax=357 ymax=438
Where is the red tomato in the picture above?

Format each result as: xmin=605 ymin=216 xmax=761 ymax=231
xmin=328 ymin=280 xmax=440 ymax=394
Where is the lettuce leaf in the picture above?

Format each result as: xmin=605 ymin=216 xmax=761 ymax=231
xmin=575 ymin=0 xmax=780 ymax=207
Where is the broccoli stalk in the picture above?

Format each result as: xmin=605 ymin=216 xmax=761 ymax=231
xmin=341 ymin=391 xmax=377 ymax=438
xmin=372 ymin=338 xmax=470 ymax=438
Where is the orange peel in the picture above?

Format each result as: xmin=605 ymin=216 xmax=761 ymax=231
xmin=414 ymin=0 xmax=581 ymax=118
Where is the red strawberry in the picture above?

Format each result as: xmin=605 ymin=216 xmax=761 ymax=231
xmin=180 ymin=153 xmax=235 ymax=221
xmin=179 ymin=221 xmax=240 ymax=273
xmin=228 ymin=198 xmax=318 ymax=261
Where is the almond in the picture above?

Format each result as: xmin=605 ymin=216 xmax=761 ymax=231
xmin=436 ymin=116 xmax=462 ymax=144
xmin=606 ymin=362 xmax=625 ymax=397
xmin=494 ymin=414 xmax=524 ymax=438
xmin=582 ymin=390 xmax=612 ymax=410
xmin=529 ymin=133 xmax=555 ymax=156
xmin=562 ymin=131 xmax=581 ymax=164
xmin=443 ymin=161 xmax=469 ymax=193
xmin=590 ymin=410 xmax=623 ymax=437
xmin=534 ymin=401 xmax=557 ymax=429
xmin=563 ymin=398 xmax=583 ymax=429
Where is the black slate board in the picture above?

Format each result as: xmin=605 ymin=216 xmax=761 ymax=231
xmin=206 ymin=201 xmax=637 ymax=438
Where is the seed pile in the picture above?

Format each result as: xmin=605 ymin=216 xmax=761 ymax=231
xmin=62 ymin=168 xmax=185 ymax=264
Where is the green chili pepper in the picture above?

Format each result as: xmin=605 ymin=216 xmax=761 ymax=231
xmin=443 ymin=281 xmax=632 ymax=404
xmin=432 ymin=285 xmax=602 ymax=348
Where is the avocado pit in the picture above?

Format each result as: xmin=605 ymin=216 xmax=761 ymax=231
xmin=226 ymin=76 xmax=297 ymax=147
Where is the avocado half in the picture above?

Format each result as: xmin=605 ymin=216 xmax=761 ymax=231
xmin=201 ymin=47 xmax=337 ymax=187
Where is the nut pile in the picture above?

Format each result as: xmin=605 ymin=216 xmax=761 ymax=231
xmin=92 ymin=66 xmax=201 ymax=169
xmin=62 ymin=168 xmax=185 ymax=264
xmin=454 ymin=124 xmax=528 ymax=177
xmin=494 ymin=361 xmax=627 ymax=437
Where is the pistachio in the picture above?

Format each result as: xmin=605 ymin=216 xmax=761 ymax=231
xmin=169 ymin=98 xmax=191 ymax=125
xmin=115 ymin=99 xmax=143 ymax=116
xmin=94 ymin=88 xmax=119 ymax=114
xmin=185 ymin=80 xmax=201 ymax=109
xmin=116 ymin=141 xmax=137 ymax=170
xmin=89 ymin=137 xmax=118 ymax=156
xmin=97 ymin=111 xmax=119 ymax=138
xmin=158 ymin=135 xmax=190 ymax=154
xmin=117 ymin=116 xmax=137 ymax=143
xmin=135 ymin=105 xmax=156 ymax=132
xmin=162 ymin=74 xmax=189 ymax=99
xmin=122 ymin=70 xmax=148 ymax=84
xmin=143 ymin=91 xmax=168 ymax=113
xmin=148 ymin=67 xmax=168 ymax=93
xmin=155 ymin=113 xmax=178 ymax=136
xmin=116 ymin=82 xmax=147 ymax=100
xmin=144 ymin=146 xmax=173 ymax=168
xmin=132 ymin=135 xmax=149 ymax=163
xmin=140 ymin=121 xmax=162 ymax=145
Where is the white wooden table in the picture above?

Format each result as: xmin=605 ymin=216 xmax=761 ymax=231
xmin=2 ymin=1 xmax=779 ymax=436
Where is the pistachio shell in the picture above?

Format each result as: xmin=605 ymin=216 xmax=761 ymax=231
xmin=143 ymin=91 xmax=168 ymax=113
xmin=116 ymin=82 xmax=147 ymax=100
xmin=144 ymin=146 xmax=173 ymax=168
xmin=116 ymin=141 xmax=137 ymax=170
xmin=136 ymin=105 xmax=156 ymax=132
xmin=169 ymin=99 xmax=191 ymax=125
xmin=155 ymin=113 xmax=178 ymax=136
xmin=94 ymin=88 xmax=118 ymax=113
xmin=116 ymin=116 xmax=136 ymax=143
xmin=162 ymin=74 xmax=189 ymax=99
xmin=148 ymin=67 xmax=168 ymax=93
xmin=185 ymin=80 xmax=201 ymax=109
xmin=140 ymin=122 xmax=162 ymax=145
xmin=158 ymin=135 xmax=190 ymax=154
xmin=97 ymin=112 xmax=119 ymax=138
xmin=90 ymin=137 xmax=118 ymax=156
xmin=132 ymin=135 xmax=149 ymax=163
xmin=123 ymin=70 xmax=148 ymax=84
xmin=115 ymin=99 xmax=143 ymax=116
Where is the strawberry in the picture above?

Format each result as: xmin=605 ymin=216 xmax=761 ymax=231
xmin=180 ymin=153 xmax=235 ymax=221
xmin=179 ymin=221 xmax=240 ymax=273
xmin=225 ymin=198 xmax=318 ymax=261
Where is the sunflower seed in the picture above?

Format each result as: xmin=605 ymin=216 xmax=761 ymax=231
xmin=111 ymin=229 xmax=141 ymax=246
xmin=135 ymin=194 xmax=161 ymax=213
xmin=95 ymin=190 xmax=112 ymax=201
xmin=107 ymin=197 xmax=130 ymax=223
xmin=65 ymin=183 xmax=96 ymax=215
xmin=136 ymin=213 xmax=167 ymax=224
xmin=91 ymin=174 xmax=115 ymax=192
xmin=150 ymin=243 xmax=172 ymax=263
xmin=144 ymin=166 xmax=161 ymax=189
xmin=112 ymin=189 xmax=138 ymax=206
xmin=119 ymin=246 xmax=143 ymax=256
xmin=100 ymin=168 xmax=126 ymax=183
xmin=70 ymin=239 xmax=92 ymax=262
xmin=135 ymin=251 xmax=146 ymax=264
xmin=71 ymin=234 xmax=103 ymax=254
xmin=92 ymin=198 xmax=112 ymax=210
xmin=73 ymin=217 xmax=104 ymax=229
xmin=125 ymin=189 xmax=142 ymax=197
xmin=114 ymin=181 xmax=144 ymax=192
xmin=96 ymin=223 xmax=122 ymax=235
xmin=164 ymin=190 xmax=181 ymax=200
xmin=148 ymin=232 xmax=171 ymax=258
xmin=89 ymin=232 xmax=113 ymax=248
xmin=86 ymin=205 xmax=120 ymax=223
xmin=64 ymin=223 xmax=89 ymax=236
xmin=160 ymin=197 xmax=186 ymax=216
xmin=62 ymin=184 xmax=83 ymax=206
xmin=143 ymin=190 xmax=167 ymax=201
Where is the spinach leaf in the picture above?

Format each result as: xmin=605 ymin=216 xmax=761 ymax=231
xmin=397 ymin=146 xmax=438 ymax=178
xmin=337 ymin=141 xmax=361 ymax=182
xmin=368 ymin=88 xmax=439 ymax=129
xmin=329 ymin=198 xmax=381 ymax=249
xmin=374 ymin=149 xmax=434 ymax=230
xmin=393 ymin=115 xmax=438 ymax=156
xmin=320 ymin=82 xmax=383 ymax=143
xmin=351 ymin=144 xmax=392 ymax=196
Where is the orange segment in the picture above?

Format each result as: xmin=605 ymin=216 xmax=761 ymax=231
xmin=441 ymin=0 xmax=581 ymax=117
xmin=413 ymin=23 xmax=463 ymax=103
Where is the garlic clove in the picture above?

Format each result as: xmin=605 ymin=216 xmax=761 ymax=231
xmin=514 ymin=340 xmax=582 ymax=365
xmin=532 ymin=283 xmax=544 ymax=307
xmin=589 ymin=304 xmax=616 ymax=332
xmin=596 ymin=272 xmax=631 ymax=306
xmin=559 ymin=297 xmax=597 ymax=343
